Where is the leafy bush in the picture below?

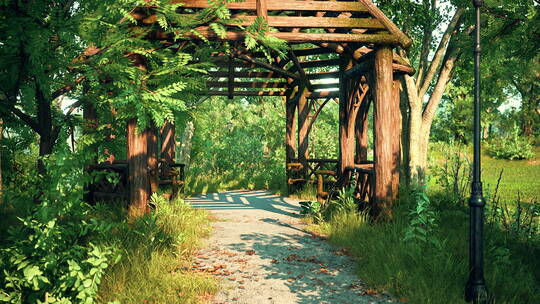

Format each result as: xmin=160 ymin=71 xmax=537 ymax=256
xmin=0 ymin=154 xmax=117 ymax=304
xmin=487 ymin=125 xmax=535 ymax=160
xmin=402 ymin=186 xmax=441 ymax=248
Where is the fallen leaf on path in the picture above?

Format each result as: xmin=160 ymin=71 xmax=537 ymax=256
xmin=332 ymin=248 xmax=352 ymax=256
xmin=246 ymin=250 xmax=256 ymax=255
xmin=361 ymin=289 xmax=378 ymax=296
xmin=238 ymin=286 xmax=245 ymax=289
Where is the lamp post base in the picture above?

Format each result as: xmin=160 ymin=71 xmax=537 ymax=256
xmin=465 ymin=282 xmax=491 ymax=304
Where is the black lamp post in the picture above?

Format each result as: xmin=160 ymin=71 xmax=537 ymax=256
xmin=465 ymin=0 xmax=491 ymax=303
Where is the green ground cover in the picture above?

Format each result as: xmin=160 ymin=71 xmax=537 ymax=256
xmin=428 ymin=145 xmax=540 ymax=202
xmin=306 ymin=190 xmax=540 ymax=304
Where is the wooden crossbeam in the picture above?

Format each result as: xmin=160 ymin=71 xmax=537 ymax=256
xmin=208 ymin=71 xmax=285 ymax=79
xmin=234 ymin=53 xmax=301 ymax=80
xmin=208 ymin=90 xmax=287 ymax=96
xmin=207 ymin=81 xmax=287 ymax=89
xmin=186 ymin=29 xmax=400 ymax=44
xmin=299 ymin=58 xmax=341 ymax=69
xmin=292 ymin=48 xmax=335 ymax=57
xmin=312 ymin=83 xmax=339 ymax=90
xmin=307 ymin=91 xmax=339 ymax=99
xmin=307 ymin=71 xmax=340 ymax=80
xmin=179 ymin=15 xmax=385 ymax=29
xmin=289 ymin=50 xmax=313 ymax=91
xmin=178 ymin=0 xmax=369 ymax=12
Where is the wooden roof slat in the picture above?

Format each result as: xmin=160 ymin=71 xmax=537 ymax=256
xmin=299 ymin=58 xmax=341 ymax=69
xmin=179 ymin=15 xmax=385 ymax=29
xmin=207 ymin=81 xmax=287 ymax=89
xmin=307 ymin=71 xmax=340 ymax=80
xmin=187 ymin=29 xmax=399 ymax=44
xmin=208 ymin=90 xmax=288 ymax=97
xmin=292 ymin=48 xmax=335 ymax=57
xmin=208 ymin=71 xmax=285 ymax=79
xmin=178 ymin=0 xmax=369 ymax=12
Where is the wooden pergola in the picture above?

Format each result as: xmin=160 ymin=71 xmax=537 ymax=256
xmin=94 ymin=0 xmax=415 ymax=218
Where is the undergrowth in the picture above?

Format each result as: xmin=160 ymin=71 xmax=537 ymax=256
xmin=96 ymin=194 xmax=217 ymax=303
xmin=307 ymin=188 xmax=540 ymax=304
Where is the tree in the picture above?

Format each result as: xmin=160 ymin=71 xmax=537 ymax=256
xmin=376 ymin=0 xmax=539 ymax=183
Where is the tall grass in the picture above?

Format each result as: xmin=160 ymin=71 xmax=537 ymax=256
xmin=309 ymin=190 xmax=540 ymax=304
xmin=96 ymin=195 xmax=217 ymax=303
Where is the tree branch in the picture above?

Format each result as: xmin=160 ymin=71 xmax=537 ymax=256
xmin=418 ymin=7 xmax=464 ymax=99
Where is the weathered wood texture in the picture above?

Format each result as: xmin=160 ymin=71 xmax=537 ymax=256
xmin=372 ymin=47 xmax=400 ymax=220
xmin=338 ymin=54 xmax=355 ymax=177
xmin=297 ymin=87 xmax=310 ymax=177
xmin=128 ymin=118 xmax=150 ymax=217
xmin=160 ymin=121 xmax=176 ymax=163
xmin=148 ymin=126 xmax=159 ymax=194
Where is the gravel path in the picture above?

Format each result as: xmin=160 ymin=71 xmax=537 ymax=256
xmin=188 ymin=190 xmax=399 ymax=304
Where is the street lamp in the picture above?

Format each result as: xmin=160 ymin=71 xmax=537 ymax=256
xmin=465 ymin=0 xmax=491 ymax=303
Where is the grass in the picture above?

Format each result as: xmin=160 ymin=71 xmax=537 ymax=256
xmin=429 ymin=145 xmax=540 ymax=202
xmin=96 ymin=195 xmax=218 ymax=304
xmin=306 ymin=190 xmax=540 ymax=304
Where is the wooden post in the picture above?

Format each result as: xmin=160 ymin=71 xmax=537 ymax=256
xmin=355 ymin=91 xmax=372 ymax=163
xmin=148 ymin=125 xmax=159 ymax=194
xmin=160 ymin=121 xmax=176 ymax=163
xmin=128 ymin=118 xmax=150 ymax=217
xmin=256 ymin=0 xmax=268 ymax=19
xmin=373 ymin=46 xmax=399 ymax=220
xmin=285 ymin=94 xmax=297 ymax=164
xmin=392 ymin=78 xmax=403 ymax=196
xmin=338 ymin=54 xmax=355 ymax=179
xmin=297 ymin=86 xmax=310 ymax=178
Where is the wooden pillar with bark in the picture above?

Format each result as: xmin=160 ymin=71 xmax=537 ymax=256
xmin=338 ymin=54 xmax=356 ymax=180
xmin=127 ymin=118 xmax=150 ymax=217
xmin=285 ymin=91 xmax=297 ymax=183
xmin=148 ymin=125 xmax=159 ymax=195
xmin=372 ymin=46 xmax=401 ymax=220
xmin=297 ymin=87 xmax=310 ymax=179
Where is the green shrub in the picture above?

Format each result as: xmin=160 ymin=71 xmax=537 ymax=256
xmin=487 ymin=126 xmax=535 ymax=160
xmin=0 ymin=154 xmax=117 ymax=304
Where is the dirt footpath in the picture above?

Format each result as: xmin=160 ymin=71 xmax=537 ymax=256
xmin=188 ymin=190 xmax=399 ymax=304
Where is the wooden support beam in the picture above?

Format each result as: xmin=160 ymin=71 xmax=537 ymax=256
xmin=148 ymin=125 xmax=159 ymax=194
xmin=306 ymin=90 xmax=339 ymax=99
xmin=207 ymin=81 xmax=287 ymax=89
xmin=355 ymin=90 xmax=372 ymax=163
xmin=209 ymin=71 xmax=285 ymax=79
xmin=289 ymin=50 xmax=313 ymax=91
xmin=312 ymin=83 xmax=339 ymax=90
xmin=299 ymin=58 xmax=341 ymax=70
xmin=372 ymin=46 xmax=399 ymax=221
xmin=297 ymin=87 xmax=310 ymax=178
xmin=293 ymin=48 xmax=335 ymax=57
xmin=338 ymin=54 xmax=356 ymax=178
xmin=178 ymin=0 xmax=369 ymax=12
xmin=256 ymin=0 xmax=268 ymax=18
xmin=179 ymin=15 xmax=385 ymax=29
xmin=286 ymin=92 xmax=297 ymax=164
xmin=185 ymin=29 xmax=400 ymax=44
xmin=207 ymin=90 xmax=287 ymax=96
xmin=160 ymin=121 xmax=176 ymax=163
xmin=307 ymin=71 xmax=340 ymax=80
xmin=234 ymin=52 xmax=301 ymax=80
xmin=127 ymin=118 xmax=150 ymax=217
xmin=358 ymin=0 xmax=413 ymax=48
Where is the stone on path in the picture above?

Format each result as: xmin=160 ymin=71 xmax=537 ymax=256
xmin=188 ymin=190 xmax=399 ymax=304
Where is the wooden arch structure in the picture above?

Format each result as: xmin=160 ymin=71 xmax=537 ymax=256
xmin=92 ymin=0 xmax=414 ymax=219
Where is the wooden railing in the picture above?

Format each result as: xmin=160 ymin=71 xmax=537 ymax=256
xmin=88 ymin=160 xmax=185 ymax=203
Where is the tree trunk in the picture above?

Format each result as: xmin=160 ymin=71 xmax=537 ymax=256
xmin=127 ymin=118 xmax=150 ymax=217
